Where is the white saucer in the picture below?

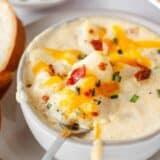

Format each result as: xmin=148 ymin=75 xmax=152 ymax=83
xmin=9 ymin=0 xmax=67 ymax=10
xmin=0 ymin=9 xmax=160 ymax=160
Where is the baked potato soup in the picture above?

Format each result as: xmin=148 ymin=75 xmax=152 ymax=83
xmin=23 ymin=16 xmax=160 ymax=142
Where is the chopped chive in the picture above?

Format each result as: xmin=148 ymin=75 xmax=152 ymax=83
xmin=46 ymin=103 xmax=52 ymax=109
xmin=157 ymin=89 xmax=160 ymax=97
xmin=153 ymin=66 xmax=160 ymax=70
xmin=76 ymin=109 xmax=81 ymax=116
xmin=93 ymin=99 xmax=102 ymax=105
xmin=75 ymin=86 xmax=81 ymax=95
xmin=157 ymin=49 xmax=160 ymax=54
xmin=91 ymin=88 xmax=95 ymax=96
xmin=78 ymin=54 xmax=87 ymax=60
xmin=112 ymin=72 xmax=122 ymax=82
xmin=117 ymin=49 xmax=123 ymax=54
xmin=113 ymin=37 xmax=118 ymax=44
xmin=110 ymin=94 xmax=119 ymax=99
xmin=130 ymin=94 xmax=139 ymax=103
xmin=95 ymin=80 xmax=101 ymax=87
xmin=97 ymin=100 xmax=102 ymax=105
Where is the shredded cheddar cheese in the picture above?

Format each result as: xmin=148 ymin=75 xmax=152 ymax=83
xmin=109 ymin=25 xmax=152 ymax=68
xmin=45 ymin=48 xmax=82 ymax=65
xmin=32 ymin=61 xmax=49 ymax=74
xmin=134 ymin=40 xmax=160 ymax=48
xmin=81 ymin=75 xmax=97 ymax=92
xmin=98 ymin=27 xmax=107 ymax=40
xmin=59 ymin=88 xmax=94 ymax=116
xmin=109 ymin=50 xmax=151 ymax=68
xmin=42 ymin=76 xmax=62 ymax=86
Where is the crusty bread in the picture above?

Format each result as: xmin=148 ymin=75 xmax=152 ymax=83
xmin=0 ymin=0 xmax=26 ymax=99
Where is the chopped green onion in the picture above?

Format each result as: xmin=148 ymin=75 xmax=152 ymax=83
xmin=130 ymin=95 xmax=139 ymax=103
xmin=117 ymin=49 xmax=123 ymax=54
xmin=95 ymin=80 xmax=101 ymax=87
xmin=157 ymin=89 xmax=160 ymax=97
xmin=113 ymin=37 xmax=118 ymax=44
xmin=112 ymin=72 xmax=122 ymax=82
xmin=75 ymin=86 xmax=81 ymax=95
xmin=157 ymin=49 xmax=160 ymax=54
xmin=154 ymin=66 xmax=160 ymax=70
xmin=91 ymin=88 xmax=95 ymax=96
xmin=76 ymin=109 xmax=81 ymax=116
xmin=110 ymin=94 xmax=119 ymax=99
xmin=93 ymin=99 xmax=102 ymax=105
xmin=46 ymin=103 xmax=52 ymax=109
xmin=78 ymin=54 xmax=87 ymax=60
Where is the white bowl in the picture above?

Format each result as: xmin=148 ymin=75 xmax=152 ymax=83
xmin=16 ymin=10 xmax=160 ymax=160
xmin=9 ymin=0 xmax=67 ymax=10
xmin=148 ymin=0 xmax=160 ymax=10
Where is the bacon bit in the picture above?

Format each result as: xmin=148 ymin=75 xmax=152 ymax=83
xmin=89 ymin=29 xmax=95 ymax=34
xmin=67 ymin=65 xmax=86 ymax=85
xmin=98 ymin=62 xmax=107 ymax=71
xmin=84 ymin=89 xmax=92 ymax=97
xmin=42 ymin=95 xmax=49 ymax=102
xmin=92 ymin=112 xmax=99 ymax=116
xmin=134 ymin=67 xmax=151 ymax=81
xmin=90 ymin=40 xmax=103 ymax=51
xmin=48 ymin=64 xmax=55 ymax=76
xmin=84 ymin=88 xmax=95 ymax=97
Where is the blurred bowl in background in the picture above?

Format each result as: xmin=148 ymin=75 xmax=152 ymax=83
xmin=9 ymin=0 xmax=68 ymax=10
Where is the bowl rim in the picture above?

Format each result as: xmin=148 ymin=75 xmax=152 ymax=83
xmin=17 ymin=9 xmax=160 ymax=147
xmin=10 ymin=0 xmax=66 ymax=7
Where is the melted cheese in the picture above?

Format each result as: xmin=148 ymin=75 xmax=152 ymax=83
xmin=42 ymin=76 xmax=62 ymax=86
xmin=32 ymin=61 xmax=49 ymax=74
xmin=45 ymin=48 xmax=82 ymax=65
xmin=110 ymin=25 xmax=152 ymax=68
xmin=59 ymin=88 xmax=96 ymax=116
xmin=109 ymin=50 xmax=151 ymax=68
xmin=94 ymin=121 xmax=102 ymax=140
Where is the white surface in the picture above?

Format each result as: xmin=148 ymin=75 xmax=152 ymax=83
xmin=12 ymin=0 xmax=160 ymax=25
xmin=16 ymin=10 xmax=160 ymax=160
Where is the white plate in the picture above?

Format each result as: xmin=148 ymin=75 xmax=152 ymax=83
xmin=148 ymin=0 xmax=160 ymax=10
xmin=9 ymin=0 xmax=67 ymax=10
xmin=0 ymin=9 xmax=160 ymax=160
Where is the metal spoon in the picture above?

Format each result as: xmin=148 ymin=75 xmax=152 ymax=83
xmin=42 ymin=122 xmax=91 ymax=160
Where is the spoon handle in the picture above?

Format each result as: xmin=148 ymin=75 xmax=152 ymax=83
xmin=42 ymin=135 xmax=65 ymax=160
xmin=91 ymin=139 xmax=103 ymax=160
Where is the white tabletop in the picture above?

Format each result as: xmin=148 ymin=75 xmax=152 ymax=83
xmin=13 ymin=0 xmax=160 ymax=26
